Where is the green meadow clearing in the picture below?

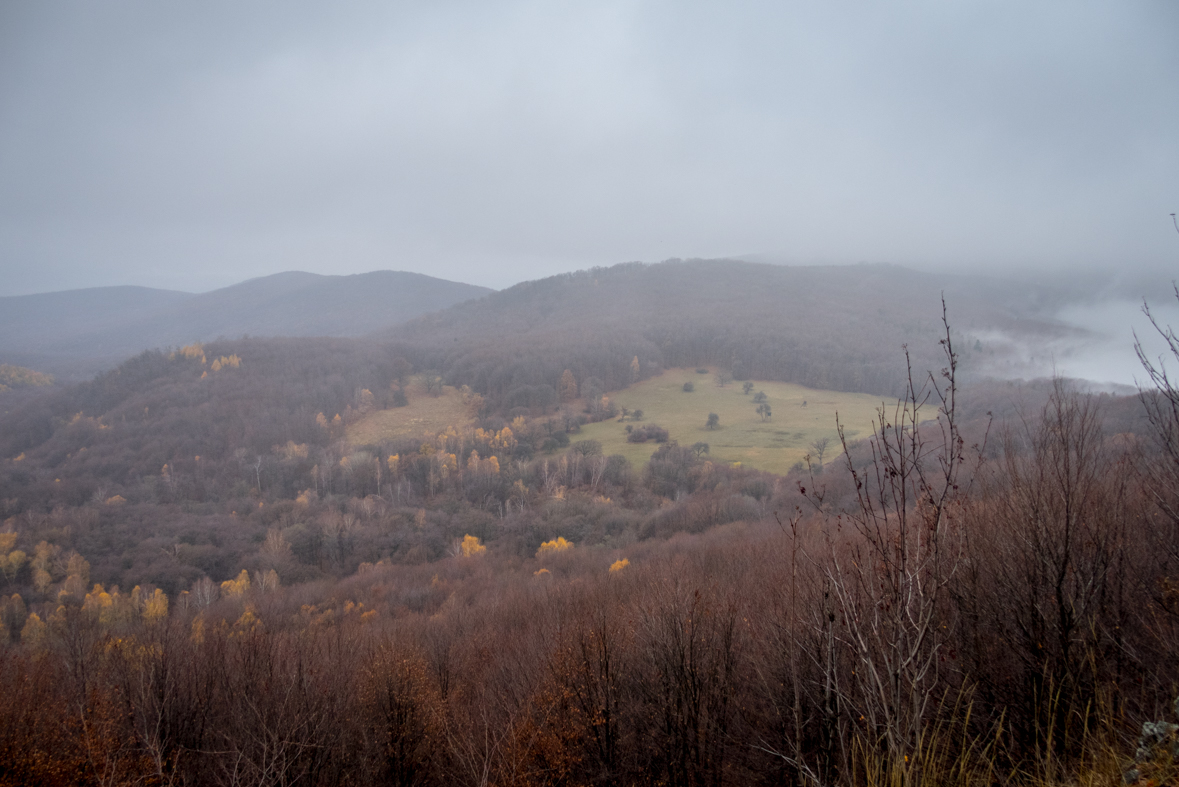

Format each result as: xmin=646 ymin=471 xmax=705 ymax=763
xmin=347 ymin=369 xmax=899 ymax=477
xmin=571 ymin=369 xmax=895 ymax=476
xmin=346 ymin=378 xmax=475 ymax=445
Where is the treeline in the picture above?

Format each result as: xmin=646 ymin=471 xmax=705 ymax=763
xmin=1 ymin=376 xmax=1178 ymax=786
xmin=0 ymin=414 xmax=779 ymax=597
xmin=428 ymin=328 xmax=663 ymax=414
xmin=384 ymin=259 xmax=1031 ymax=405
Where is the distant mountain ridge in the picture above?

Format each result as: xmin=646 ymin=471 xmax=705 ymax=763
xmin=0 ymin=270 xmax=491 ymax=379
xmin=377 ymin=258 xmax=1080 ymax=405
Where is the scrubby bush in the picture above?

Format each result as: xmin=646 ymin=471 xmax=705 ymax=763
xmin=626 ymin=424 xmax=669 ymax=444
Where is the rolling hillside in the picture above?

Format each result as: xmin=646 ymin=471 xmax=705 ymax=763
xmin=380 ymin=258 xmax=1081 ymax=407
xmin=0 ymin=270 xmax=491 ymax=379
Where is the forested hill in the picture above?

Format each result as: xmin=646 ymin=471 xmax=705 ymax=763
xmin=379 ymin=259 xmax=1068 ymax=408
xmin=0 ymin=286 xmax=193 ymax=370
xmin=0 ymin=270 xmax=491 ymax=380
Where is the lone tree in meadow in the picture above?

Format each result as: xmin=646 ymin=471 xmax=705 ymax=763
xmin=756 ymin=402 xmax=772 ymax=421
xmin=706 ymin=412 xmax=720 ymax=430
xmin=743 ymin=381 xmax=754 ymax=395
xmin=752 ymin=390 xmax=767 ymax=403
xmin=810 ymin=436 xmax=831 ymax=464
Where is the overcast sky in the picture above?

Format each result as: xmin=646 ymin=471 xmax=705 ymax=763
xmin=1 ymin=1 xmax=1176 ymax=296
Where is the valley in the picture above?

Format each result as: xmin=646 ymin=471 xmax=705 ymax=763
xmin=4 ymin=5 xmax=1174 ymax=780
xmin=0 ymin=260 xmax=1175 ymax=787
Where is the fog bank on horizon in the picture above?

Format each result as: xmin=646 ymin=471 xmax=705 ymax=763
xmin=1 ymin=1 xmax=1176 ymax=296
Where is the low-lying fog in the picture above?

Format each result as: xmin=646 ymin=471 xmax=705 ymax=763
xmin=971 ymin=294 xmax=1179 ymax=391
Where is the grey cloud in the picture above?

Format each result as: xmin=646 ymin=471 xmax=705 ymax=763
xmin=1 ymin=0 xmax=1176 ymax=295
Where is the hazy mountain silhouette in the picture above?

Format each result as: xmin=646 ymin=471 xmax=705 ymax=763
xmin=1 ymin=270 xmax=491 ymax=379
xmin=378 ymin=258 xmax=1081 ymax=400
xmin=384 ymin=259 xmax=1064 ymax=343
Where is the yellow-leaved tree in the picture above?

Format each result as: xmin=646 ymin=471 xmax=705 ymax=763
xmin=0 ymin=532 xmax=25 ymax=584
xmin=275 ymin=441 xmax=309 ymax=461
xmin=209 ymin=354 xmax=241 ymax=372
xmin=537 ymin=537 xmax=573 ymax=557
xmin=177 ymin=343 xmax=206 ymax=363
xmin=459 ymin=535 xmax=486 ymax=557
xmin=491 ymin=427 xmax=516 ymax=453
xmin=31 ymin=541 xmax=58 ymax=594
xmin=142 ymin=588 xmax=168 ymax=623
xmin=60 ymin=552 xmax=89 ymax=599
xmin=21 ymin=612 xmax=47 ymax=648
xmin=83 ymin=583 xmax=118 ymax=626
xmin=221 ymin=570 xmax=250 ymax=598
xmin=466 ymin=451 xmax=500 ymax=475
xmin=231 ymin=608 xmax=261 ymax=638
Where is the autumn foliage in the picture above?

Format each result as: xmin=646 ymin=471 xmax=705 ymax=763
xmin=0 ymin=319 xmax=1178 ymax=785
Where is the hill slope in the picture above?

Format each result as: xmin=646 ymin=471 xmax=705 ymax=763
xmin=0 ymin=271 xmax=491 ymax=379
xmin=0 ymin=285 xmax=194 ymax=359
xmin=379 ymin=259 xmax=1074 ymax=407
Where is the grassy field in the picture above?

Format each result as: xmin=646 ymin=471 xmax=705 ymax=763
xmin=347 ymin=369 xmax=899 ymax=476
xmin=570 ymin=368 xmax=895 ymax=475
xmin=346 ymin=378 xmax=476 ymax=446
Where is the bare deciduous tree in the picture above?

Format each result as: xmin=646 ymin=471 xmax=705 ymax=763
xmin=809 ymin=436 xmax=830 ymax=466
xmin=802 ymin=300 xmax=985 ymax=783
